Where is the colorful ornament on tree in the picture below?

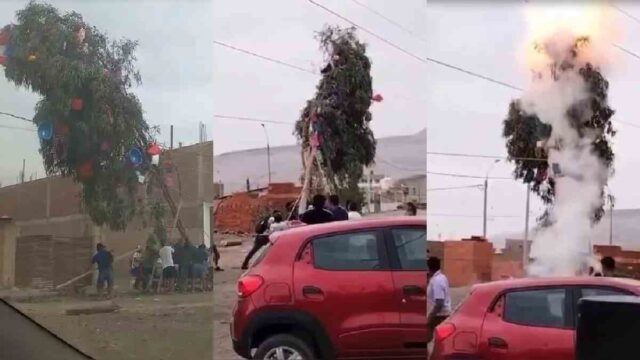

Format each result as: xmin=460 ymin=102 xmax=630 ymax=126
xmin=100 ymin=140 xmax=111 ymax=152
xmin=147 ymin=143 xmax=161 ymax=156
xmin=71 ymin=97 xmax=84 ymax=111
xmin=77 ymin=160 xmax=94 ymax=180
xmin=37 ymin=122 xmax=53 ymax=140
xmin=27 ymin=54 xmax=36 ymax=62
xmin=372 ymin=93 xmax=383 ymax=102
xmin=151 ymin=154 xmax=160 ymax=166
xmin=128 ymin=147 xmax=144 ymax=166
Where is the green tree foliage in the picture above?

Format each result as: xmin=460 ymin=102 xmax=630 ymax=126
xmin=502 ymin=37 xmax=615 ymax=223
xmin=2 ymin=2 xmax=154 ymax=230
xmin=295 ymin=26 xmax=376 ymax=197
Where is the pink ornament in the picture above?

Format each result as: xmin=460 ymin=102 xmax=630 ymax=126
xmin=372 ymin=93 xmax=383 ymax=102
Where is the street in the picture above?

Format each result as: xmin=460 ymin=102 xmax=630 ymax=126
xmin=9 ymin=291 xmax=213 ymax=360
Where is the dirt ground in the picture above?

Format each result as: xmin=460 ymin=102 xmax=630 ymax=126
xmin=213 ymin=233 xmax=253 ymax=360
xmin=6 ymin=288 xmax=213 ymax=360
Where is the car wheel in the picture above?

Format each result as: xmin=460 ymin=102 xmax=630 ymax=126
xmin=254 ymin=334 xmax=315 ymax=360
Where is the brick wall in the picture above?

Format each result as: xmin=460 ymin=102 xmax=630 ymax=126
xmin=214 ymin=183 xmax=300 ymax=234
xmin=442 ymin=238 xmax=493 ymax=287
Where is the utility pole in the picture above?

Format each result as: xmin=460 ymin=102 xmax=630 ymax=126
xmin=483 ymin=177 xmax=488 ymax=238
xmin=483 ymin=159 xmax=499 ymax=239
xmin=523 ymin=183 xmax=531 ymax=268
xmin=21 ymin=159 xmax=25 ymax=183
xmin=170 ymin=125 xmax=174 ymax=150
xmin=261 ymin=124 xmax=272 ymax=186
xmin=609 ymin=194 xmax=614 ymax=245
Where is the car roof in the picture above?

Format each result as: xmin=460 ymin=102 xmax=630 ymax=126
xmin=272 ymin=216 xmax=425 ymax=242
xmin=472 ymin=276 xmax=640 ymax=293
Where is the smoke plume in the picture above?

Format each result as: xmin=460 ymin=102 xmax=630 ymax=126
xmin=522 ymin=23 xmax=616 ymax=276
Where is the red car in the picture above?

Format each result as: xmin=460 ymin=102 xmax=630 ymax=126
xmin=430 ymin=276 xmax=640 ymax=360
xmin=231 ymin=217 xmax=427 ymax=360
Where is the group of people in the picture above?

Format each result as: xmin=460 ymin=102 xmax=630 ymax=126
xmin=241 ymin=194 xmax=364 ymax=270
xmin=130 ymin=240 xmax=222 ymax=293
xmin=91 ymin=238 xmax=224 ymax=297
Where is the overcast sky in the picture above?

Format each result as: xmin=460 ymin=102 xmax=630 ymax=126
xmin=212 ymin=0 xmax=427 ymax=156
xmin=0 ymin=0 xmax=213 ymax=187
xmin=426 ymin=1 xmax=640 ymax=241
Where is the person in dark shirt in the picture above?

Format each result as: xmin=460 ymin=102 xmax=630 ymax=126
xmin=327 ymin=194 xmax=349 ymax=221
xmin=241 ymin=210 xmax=279 ymax=270
xmin=301 ymin=194 xmax=334 ymax=225
xmin=91 ymin=243 xmax=114 ymax=297
xmin=406 ymin=202 xmax=418 ymax=216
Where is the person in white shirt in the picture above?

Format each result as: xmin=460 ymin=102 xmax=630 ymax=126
xmin=427 ymin=256 xmax=451 ymax=344
xmin=158 ymin=241 xmax=176 ymax=293
xmin=268 ymin=212 xmax=288 ymax=233
xmin=347 ymin=202 xmax=362 ymax=220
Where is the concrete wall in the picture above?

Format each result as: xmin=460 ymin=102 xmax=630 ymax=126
xmin=398 ymin=175 xmax=426 ymax=204
xmin=0 ymin=220 xmax=17 ymax=288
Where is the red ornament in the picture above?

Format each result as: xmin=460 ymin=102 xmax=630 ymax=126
xmin=100 ymin=141 xmax=111 ymax=151
xmin=372 ymin=93 xmax=383 ymax=102
xmin=0 ymin=29 xmax=9 ymax=45
xmin=71 ymin=97 xmax=84 ymax=111
xmin=147 ymin=143 xmax=161 ymax=156
xmin=78 ymin=161 xmax=94 ymax=180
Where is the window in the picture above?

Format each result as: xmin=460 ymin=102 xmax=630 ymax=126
xmin=581 ymin=287 xmax=630 ymax=298
xmin=313 ymin=231 xmax=382 ymax=270
xmin=504 ymin=288 xmax=567 ymax=328
xmin=391 ymin=228 xmax=427 ymax=271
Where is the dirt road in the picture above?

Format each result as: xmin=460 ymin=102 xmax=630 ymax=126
xmin=8 ymin=290 xmax=213 ymax=360
xmin=213 ymin=234 xmax=252 ymax=360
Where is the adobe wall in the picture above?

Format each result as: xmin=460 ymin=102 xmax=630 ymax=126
xmin=0 ymin=141 xmax=213 ymax=289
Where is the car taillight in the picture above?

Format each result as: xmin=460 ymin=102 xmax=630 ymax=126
xmin=435 ymin=323 xmax=456 ymax=341
xmin=237 ymin=275 xmax=264 ymax=298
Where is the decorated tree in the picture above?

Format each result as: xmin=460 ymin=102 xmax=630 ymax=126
xmin=0 ymin=2 xmax=186 ymax=238
xmin=294 ymin=26 xmax=378 ymax=207
xmin=502 ymin=37 xmax=615 ymax=224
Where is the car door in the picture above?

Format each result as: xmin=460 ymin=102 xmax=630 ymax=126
xmin=385 ymin=226 xmax=428 ymax=355
xmin=292 ymin=228 xmax=402 ymax=358
xmin=479 ymin=287 xmax=575 ymax=360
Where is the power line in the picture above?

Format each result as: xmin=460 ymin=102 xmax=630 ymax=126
xmin=0 ymin=111 xmax=33 ymax=123
xmin=307 ymin=0 xmax=523 ymax=92
xmin=609 ymin=2 xmax=640 ymax=25
xmin=377 ymin=157 xmax=424 ymax=172
xmin=0 ymin=124 xmax=36 ymax=132
xmin=611 ymin=43 xmax=640 ymax=61
xmin=427 ymin=151 xmax=547 ymax=162
xmin=427 ymin=184 xmax=483 ymax=192
xmin=427 ymin=170 xmax=513 ymax=180
xmin=348 ymin=0 xmax=427 ymax=43
xmin=213 ymin=40 xmax=317 ymax=75
xmin=213 ymin=114 xmax=295 ymax=126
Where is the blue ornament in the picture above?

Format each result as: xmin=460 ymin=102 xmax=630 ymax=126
xmin=3 ymin=45 xmax=15 ymax=57
xmin=37 ymin=122 xmax=53 ymax=140
xmin=128 ymin=148 xmax=143 ymax=166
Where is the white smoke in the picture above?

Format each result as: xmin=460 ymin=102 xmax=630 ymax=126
xmin=522 ymin=31 xmax=611 ymax=277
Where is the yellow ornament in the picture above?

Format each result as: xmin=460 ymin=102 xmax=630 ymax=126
xmin=27 ymin=55 xmax=37 ymax=62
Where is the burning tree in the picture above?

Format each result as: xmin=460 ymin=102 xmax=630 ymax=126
xmin=294 ymin=26 xmax=377 ymax=208
xmin=0 ymin=2 xmax=185 ymax=240
xmin=502 ymin=36 xmax=615 ymax=225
